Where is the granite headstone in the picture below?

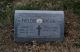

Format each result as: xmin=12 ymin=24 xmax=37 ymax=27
xmin=14 ymin=10 xmax=64 ymax=42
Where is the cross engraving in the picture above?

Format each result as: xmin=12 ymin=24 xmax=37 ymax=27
xmin=37 ymin=25 xmax=41 ymax=36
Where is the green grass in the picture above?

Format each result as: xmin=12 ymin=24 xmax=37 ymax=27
xmin=15 ymin=0 xmax=63 ymax=10
xmin=15 ymin=0 xmax=80 ymax=15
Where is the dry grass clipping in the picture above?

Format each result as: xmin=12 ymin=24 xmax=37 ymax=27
xmin=0 ymin=10 xmax=80 ymax=52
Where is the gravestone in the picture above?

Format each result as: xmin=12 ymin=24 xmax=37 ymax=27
xmin=14 ymin=10 xmax=64 ymax=42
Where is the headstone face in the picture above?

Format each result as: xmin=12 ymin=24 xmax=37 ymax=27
xmin=14 ymin=10 xmax=64 ymax=42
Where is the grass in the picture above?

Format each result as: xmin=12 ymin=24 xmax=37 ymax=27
xmin=0 ymin=0 xmax=80 ymax=52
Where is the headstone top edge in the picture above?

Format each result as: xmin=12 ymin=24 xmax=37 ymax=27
xmin=15 ymin=10 xmax=64 ymax=14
